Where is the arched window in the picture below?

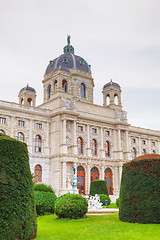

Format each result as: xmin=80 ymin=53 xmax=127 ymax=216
xmin=62 ymin=80 xmax=68 ymax=93
xmin=77 ymin=166 xmax=85 ymax=194
xmin=0 ymin=129 xmax=5 ymax=134
xmin=106 ymin=95 xmax=110 ymax=105
xmin=132 ymin=147 xmax=137 ymax=159
xmin=21 ymin=98 xmax=23 ymax=105
xmin=142 ymin=149 xmax=146 ymax=155
xmin=48 ymin=84 xmax=51 ymax=99
xmin=114 ymin=94 xmax=118 ymax=105
xmin=34 ymin=164 xmax=42 ymax=182
xmin=105 ymin=141 xmax=110 ymax=157
xmin=54 ymin=80 xmax=57 ymax=92
xmin=27 ymin=98 xmax=32 ymax=106
xmin=77 ymin=137 xmax=83 ymax=155
xmin=34 ymin=135 xmax=42 ymax=152
xmin=80 ymin=83 xmax=86 ymax=98
xmin=16 ymin=132 xmax=24 ymax=142
xmin=91 ymin=139 xmax=97 ymax=156
xmin=152 ymin=150 xmax=156 ymax=154
xmin=91 ymin=167 xmax=99 ymax=181
xmin=104 ymin=168 xmax=113 ymax=195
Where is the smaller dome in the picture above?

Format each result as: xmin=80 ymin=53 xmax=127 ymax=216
xmin=19 ymin=84 xmax=36 ymax=93
xmin=103 ymin=80 xmax=120 ymax=89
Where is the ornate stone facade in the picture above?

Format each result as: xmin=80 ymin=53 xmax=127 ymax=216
xmin=0 ymin=38 xmax=160 ymax=201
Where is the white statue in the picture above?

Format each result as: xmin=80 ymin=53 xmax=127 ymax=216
xmin=88 ymin=194 xmax=103 ymax=210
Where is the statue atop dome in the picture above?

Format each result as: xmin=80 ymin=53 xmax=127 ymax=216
xmin=67 ymin=35 xmax=71 ymax=45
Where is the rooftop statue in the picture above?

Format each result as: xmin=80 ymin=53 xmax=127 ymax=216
xmin=67 ymin=35 xmax=71 ymax=45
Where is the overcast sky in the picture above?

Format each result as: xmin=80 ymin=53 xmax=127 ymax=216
xmin=0 ymin=0 xmax=160 ymax=130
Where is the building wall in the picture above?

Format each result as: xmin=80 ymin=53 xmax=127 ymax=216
xmin=1 ymin=71 xmax=160 ymax=200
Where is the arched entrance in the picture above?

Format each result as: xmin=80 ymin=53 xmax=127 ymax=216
xmin=104 ymin=168 xmax=113 ymax=195
xmin=77 ymin=166 xmax=85 ymax=194
xmin=34 ymin=164 xmax=42 ymax=183
xmin=91 ymin=167 xmax=99 ymax=182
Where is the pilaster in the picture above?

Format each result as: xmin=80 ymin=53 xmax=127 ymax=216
xmin=86 ymin=125 xmax=91 ymax=156
xmin=100 ymin=127 xmax=105 ymax=158
xmin=72 ymin=120 xmax=77 ymax=154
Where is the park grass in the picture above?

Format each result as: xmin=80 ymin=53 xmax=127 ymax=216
xmin=103 ymin=203 xmax=117 ymax=208
xmin=36 ymin=213 xmax=160 ymax=240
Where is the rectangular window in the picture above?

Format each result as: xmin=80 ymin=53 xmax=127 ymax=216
xmin=18 ymin=120 xmax=25 ymax=127
xmin=105 ymin=130 xmax=110 ymax=136
xmin=142 ymin=140 xmax=146 ymax=145
xmin=0 ymin=117 xmax=6 ymax=124
xmin=92 ymin=128 xmax=97 ymax=134
xmin=36 ymin=123 xmax=42 ymax=129
xmin=78 ymin=126 xmax=83 ymax=132
xmin=132 ymin=138 xmax=136 ymax=144
xmin=152 ymin=142 xmax=155 ymax=147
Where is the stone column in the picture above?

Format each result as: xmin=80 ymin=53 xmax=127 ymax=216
xmin=101 ymin=165 xmax=104 ymax=180
xmin=113 ymin=166 xmax=119 ymax=196
xmin=138 ymin=137 xmax=141 ymax=156
xmin=28 ymin=119 xmax=33 ymax=153
xmin=123 ymin=130 xmax=130 ymax=161
xmin=119 ymin=164 xmax=123 ymax=185
xmin=62 ymin=162 xmax=66 ymax=190
xmin=148 ymin=139 xmax=151 ymax=154
xmin=87 ymin=165 xmax=91 ymax=194
xmin=10 ymin=116 xmax=14 ymax=137
xmin=45 ymin=122 xmax=50 ymax=155
xmin=157 ymin=141 xmax=160 ymax=154
xmin=117 ymin=129 xmax=123 ymax=160
xmin=72 ymin=120 xmax=77 ymax=155
xmin=100 ymin=127 xmax=105 ymax=158
xmin=61 ymin=119 xmax=67 ymax=154
xmin=86 ymin=125 xmax=91 ymax=156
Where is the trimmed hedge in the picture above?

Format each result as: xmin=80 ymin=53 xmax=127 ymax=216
xmin=55 ymin=193 xmax=88 ymax=219
xmin=0 ymin=135 xmax=37 ymax=240
xmin=119 ymin=154 xmax=160 ymax=223
xmin=34 ymin=183 xmax=54 ymax=193
xmin=90 ymin=180 xmax=109 ymax=196
xmin=34 ymin=191 xmax=57 ymax=216
xmin=116 ymin=198 xmax=119 ymax=208
xmin=98 ymin=194 xmax=111 ymax=206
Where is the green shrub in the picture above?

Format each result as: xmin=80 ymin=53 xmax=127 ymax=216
xmin=116 ymin=198 xmax=119 ymax=207
xmin=119 ymin=154 xmax=160 ymax=223
xmin=34 ymin=183 xmax=54 ymax=193
xmin=89 ymin=180 xmax=109 ymax=196
xmin=55 ymin=193 xmax=88 ymax=219
xmin=34 ymin=191 xmax=57 ymax=216
xmin=0 ymin=135 xmax=37 ymax=240
xmin=98 ymin=194 xmax=111 ymax=206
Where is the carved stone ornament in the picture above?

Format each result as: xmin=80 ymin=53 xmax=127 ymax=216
xmin=123 ymin=111 xmax=127 ymax=119
xmin=116 ymin=110 xmax=122 ymax=120
xmin=67 ymin=121 xmax=72 ymax=131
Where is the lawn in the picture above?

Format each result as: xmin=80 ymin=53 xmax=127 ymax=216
xmin=36 ymin=213 xmax=160 ymax=240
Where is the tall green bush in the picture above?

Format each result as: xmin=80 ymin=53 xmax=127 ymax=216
xmin=0 ymin=135 xmax=37 ymax=240
xmin=55 ymin=193 xmax=88 ymax=219
xmin=89 ymin=180 xmax=109 ymax=196
xmin=119 ymin=154 xmax=160 ymax=223
xmin=34 ymin=191 xmax=57 ymax=215
xmin=34 ymin=183 xmax=54 ymax=193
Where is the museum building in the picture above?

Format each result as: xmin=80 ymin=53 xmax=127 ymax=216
xmin=0 ymin=37 xmax=160 ymax=200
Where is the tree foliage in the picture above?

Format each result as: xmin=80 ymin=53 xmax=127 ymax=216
xmin=55 ymin=193 xmax=88 ymax=219
xmin=0 ymin=135 xmax=37 ymax=239
xmin=34 ymin=191 xmax=57 ymax=216
xmin=89 ymin=180 xmax=109 ymax=196
xmin=119 ymin=154 xmax=160 ymax=223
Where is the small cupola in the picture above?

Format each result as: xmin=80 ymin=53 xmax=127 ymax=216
xmin=63 ymin=35 xmax=74 ymax=54
xmin=19 ymin=84 xmax=36 ymax=107
xmin=102 ymin=80 xmax=122 ymax=110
